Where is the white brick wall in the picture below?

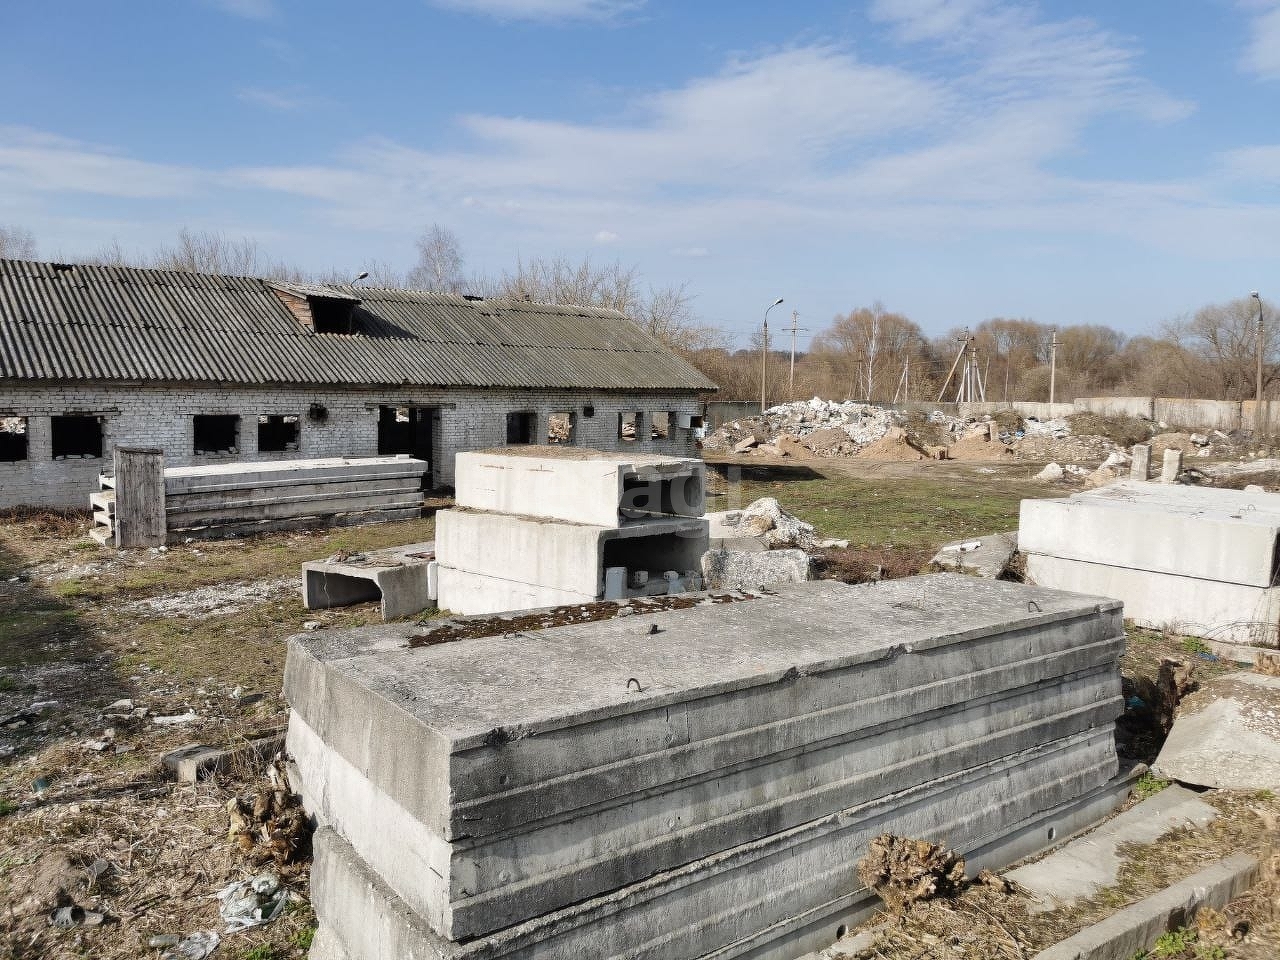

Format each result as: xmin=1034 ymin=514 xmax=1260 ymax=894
xmin=0 ymin=382 xmax=705 ymax=509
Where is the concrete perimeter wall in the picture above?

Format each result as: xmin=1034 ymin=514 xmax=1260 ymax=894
xmin=0 ymin=382 xmax=703 ymax=510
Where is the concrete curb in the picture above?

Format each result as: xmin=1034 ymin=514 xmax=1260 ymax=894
xmin=1031 ymin=852 xmax=1260 ymax=960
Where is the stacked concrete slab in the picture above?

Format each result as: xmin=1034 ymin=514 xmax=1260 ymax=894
xmin=1021 ymin=480 xmax=1280 ymax=645
xmin=435 ymin=447 xmax=709 ymax=614
xmin=286 ymin=574 xmax=1128 ymax=960
xmin=91 ymin=455 xmax=426 ymax=544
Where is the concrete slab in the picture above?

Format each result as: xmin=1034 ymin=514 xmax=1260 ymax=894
xmin=309 ymin=752 xmax=1131 ymax=960
xmin=1019 ymin=481 xmax=1280 ymax=588
xmin=454 ymin=448 xmax=704 ymax=527
xmin=161 ymin=731 xmax=285 ymax=783
xmin=1152 ymin=672 xmax=1280 ymax=789
xmin=1025 ymin=553 xmax=1280 ymax=646
xmin=290 ymin=663 xmax=1121 ymax=937
xmin=303 ymin=542 xmax=436 ymax=620
xmin=1007 ymin=785 xmax=1217 ymax=911
xmin=930 ymin=531 xmax=1018 ymax=579
xmin=286 ymin=575 xmax=1125 ymax=940
xmin=1032 ymin=853 xmax=1259 ymax=960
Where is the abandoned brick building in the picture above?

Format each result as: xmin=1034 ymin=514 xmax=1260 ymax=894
xmin=0 ymin=260 xmax=715 ymax=509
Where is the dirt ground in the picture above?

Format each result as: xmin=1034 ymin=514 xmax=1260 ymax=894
xmin=0 ymin=510 xmax=438 ymax=960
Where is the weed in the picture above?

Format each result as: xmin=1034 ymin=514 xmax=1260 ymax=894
xmin=1130 ymin=925 xmax=1225 ymax=958
xmin=0 ymin=799 xmax=16 ymax=817
xmin=1132 ymin=773 xmax=1171 ymax=801
xmin=239 ymin=946 xmax=281 ymax=960
xmin=1180 ymin=636 xmax=1210 ymax=656
xmin=292 ymin=926 xmax=316 ymax=950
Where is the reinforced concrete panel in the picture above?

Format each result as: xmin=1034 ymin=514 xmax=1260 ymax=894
xmin=1025 ymin=552 xmax=1280 ymax=646
xmin=454 ymin=447 xmax=705 ymax=527
xmin=285 ymin=575 xmax=1124 ymax=940
xmin=1019 ymin=481 xmax=1280 ymax=588
xmin=308 ymin=729 xmax=1120 ymax=960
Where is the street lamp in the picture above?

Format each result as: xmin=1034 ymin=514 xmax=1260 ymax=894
xmin=761 ymin=297 xmax=784 ymax=414
xmin=1253 ymin=291 xmax=1265 ymax=442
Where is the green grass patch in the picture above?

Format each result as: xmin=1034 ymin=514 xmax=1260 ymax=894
xmin=1132 ymin=772 xmax=1171 ymax=801
xmin=708 ymin=466 xmax=1040 ymax=547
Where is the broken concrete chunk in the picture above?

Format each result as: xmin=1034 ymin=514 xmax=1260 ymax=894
xmin=701 ymin=548 xmax=812 ymax=591
xmin=1152 ymin=671 xmax=1280 ymax=789
xmin=732 ymin=436 xmax=759 ymax=454
xmin=929 ymin=532 xmax=1017 ymax=579
xmin=1035 ymin=462 xmax=1064 ymax=482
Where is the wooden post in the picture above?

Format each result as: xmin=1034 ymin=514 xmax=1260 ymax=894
xmin=114 ymin=446 xmax=166 ymax=548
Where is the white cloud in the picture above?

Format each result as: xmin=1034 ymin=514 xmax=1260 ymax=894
xmin=1241 ymin=2 xmax=1280 ymax=78
xmin=0 ymin=127 xmax=203 ymax=199
xmin=427 ymin=0 xmax=641 ymax=23
xmin=236 ymin=88 xmax=306 ymax=111
xmin=594 ymin=229 xmax=618 ymax=243
xmin=206 ymin=0 xmax=276 ymax=20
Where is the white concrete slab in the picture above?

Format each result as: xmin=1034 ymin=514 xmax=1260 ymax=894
xmin=1019 ymin=481 xmax=1280 ymax=588
xmin=1153 ymin=672 xmax=1280 ymax=789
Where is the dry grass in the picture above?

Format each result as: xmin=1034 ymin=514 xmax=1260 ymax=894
xmin=840 ymin=791 xmax=1280 ymax=959
xmin=1067 ymin=412 xmax=1155 ymax=448
xmin=0 ymin=511 xmax=441 ymax=960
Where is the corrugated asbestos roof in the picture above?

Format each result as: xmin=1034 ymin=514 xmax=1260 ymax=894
xmin=0 ymin=260 xmax=717 ymax=393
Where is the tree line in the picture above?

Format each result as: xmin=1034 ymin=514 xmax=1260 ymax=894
xmin=1 ymin=222 xmax=1273 ymax=404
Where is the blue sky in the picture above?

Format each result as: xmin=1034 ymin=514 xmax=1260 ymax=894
xmin=2 ymin=1 xmax=1279 ymax=347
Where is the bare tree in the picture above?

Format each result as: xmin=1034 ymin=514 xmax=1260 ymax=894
xmin=1173 ymin=297 xmax=1280 ymax=399
xmin=407 ymin=224 xmax=465 ymax=293
xmin=0 ymin=225 xmax=36 ymax=259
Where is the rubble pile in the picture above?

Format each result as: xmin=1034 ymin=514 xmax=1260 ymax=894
xmin=703 ymin=398 xmax=968 ymax=458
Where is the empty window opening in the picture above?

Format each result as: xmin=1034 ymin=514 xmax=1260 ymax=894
xmin=649 ymin=412 xmax=673 ymax=439
xmin=582 ymin=405 xmax=595 ymax=418
xmin=0 ymin=416 xmax=28 ymax=462
xmin=506 ymin=411 xmax=536 ymax=445
xmin=310 ymin=297 xmax=356 ymax=334
xmin=547 ymin=412 xmax=576 ymax=444
xmin=51 ymin=415 xmax=103 ymax=459
xmin=618 ymin=411 xmax=643 ymax=442
xmin=258 ymin=414 xmax=301 ymax=452
xmin=193 ymin=415 xmax=240 ymax=455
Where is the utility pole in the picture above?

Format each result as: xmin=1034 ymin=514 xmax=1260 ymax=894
xmin=1049 ymin=328 xmax=1058 ymax=406
xmin=1253 ymin=291 xmax=1265 ymax=443
xmin=786 ymin=310 xmax=809 ymax=398
xmin=761 ymin=298 xmax=784 ymax=415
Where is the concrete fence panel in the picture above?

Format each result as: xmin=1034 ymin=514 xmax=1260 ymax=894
xmin=1154 ymin=398 xmax=1242 ymax=431
xmin=1076 ymin=397 xmax=1156 ymax=420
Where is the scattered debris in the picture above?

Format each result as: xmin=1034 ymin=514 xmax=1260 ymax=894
xmin=856 ymin=834 xmax=967 ymax=914
xmin=127 ymin=577 xmax=297 ymax=618
xmin=159 ymin=930 xmax=220 ymax=960
xmin=705 ymin=497 xmax=820 ymax=551
xmin=216 ymin=872 xmax=288 ymax=931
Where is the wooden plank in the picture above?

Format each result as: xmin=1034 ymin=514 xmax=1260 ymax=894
xmin=113 ymin=447 xmax=166 ymax=548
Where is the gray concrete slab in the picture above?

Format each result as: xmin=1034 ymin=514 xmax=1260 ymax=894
xmin=1025 ymin=553 xmax=1280 ymax=646
xmin=929 ymin=531 xmax=1018 ymax=579
xmin=309 ymin=737 xmax=1126 ymax=959
xmin=1032 ymin=853 xmax=1259 ymax=960
xmin=1007 ymin=785 xmax=1217 ymax=911
xmin=1019 ymin=481 xmax=1280 ymax=588
xmin=290 ymin=664 xmax=1121 ymax=937
xmin=1152 ymin=672 xmax=1280 ymax=789
xmin=701 ymin=547 xmax=812 ymax=589
xmin=285 ymin=577 xmax=1123 ymax=839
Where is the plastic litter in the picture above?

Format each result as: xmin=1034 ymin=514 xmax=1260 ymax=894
xmin=160 ymin=930 xmax=219 ymax=960
xmin=216 ymin=872 xmax=287 ymax=932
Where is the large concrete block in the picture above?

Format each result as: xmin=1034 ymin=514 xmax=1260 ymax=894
xmin=1024 ymin=553 xmax=1280 ymax=646
xmin=308 ymin=728 xmax=1122 ymax=960
xmin=435 ymin=509 xmax=708 ymax=604
xmin=454 ymin=447 xmax=704 ymax=527
xmin=285 ymin=575 xmax=1124 ymax=940
xmin=1020 ymin=481 xmax=1280 ymax=588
